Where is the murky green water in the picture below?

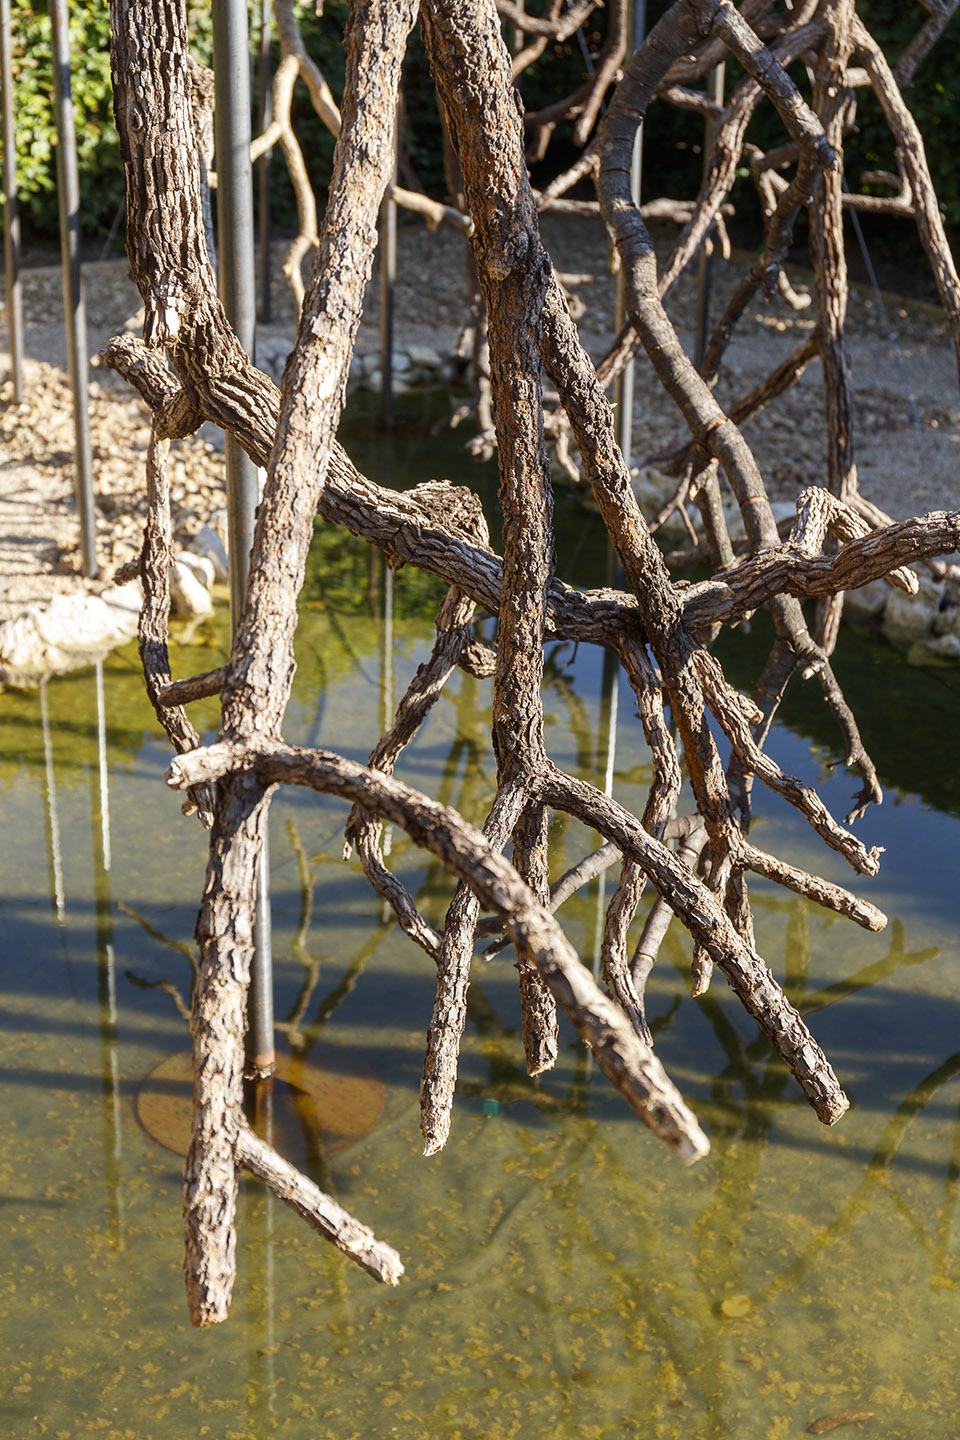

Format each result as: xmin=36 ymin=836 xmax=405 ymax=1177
xmin=2 ymin=395 xmax=960 ymax=1439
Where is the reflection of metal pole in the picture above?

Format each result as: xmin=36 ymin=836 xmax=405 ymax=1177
xmin=213 ymin=0 xmax=275 ymax=1078
xmin=380 ymin=559 xmax=394 ymax=873
xmin=214 ymin=0 xmax=260 ymax=634
xmin=91 ymin=661 xmax=124 ymax=1233
xmin=694 ymin=63 xmax=725 ymax=368
xmin=591 ymin=643 xmax=620 ymax=979
xmin=1 ymin=0 xmax=24 ymax=402
xmin=613 ymin=0 xmax=645 ymax=470
xmin=257 ymin=0 xmax=273 ymax=324
xmin=40 ymin=680 xmax=66 ymax=923
xmin=95 ymin=659 xmax=111 ymax=873
xmin=379 ymin=112 xmax=397 ymax=428
xmin=244 ymin=1086 xmax=276 ymax=1413
xmin=50 ymin=0 xmax=97 ymax=577
xmin=382 ymin=561 xmax=394 ymax=736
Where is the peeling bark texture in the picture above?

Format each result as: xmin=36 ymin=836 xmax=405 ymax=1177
xmin=138 ymin=424 xmax=214 ymax=827
xmin=106 ymin=0 xmax=960 ymax=1326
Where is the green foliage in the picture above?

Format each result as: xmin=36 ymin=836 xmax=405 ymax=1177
xmin=5 ymin=0 xmax=958 ymax=259
xmin=5 ymin=0 xmax=123 ymax=240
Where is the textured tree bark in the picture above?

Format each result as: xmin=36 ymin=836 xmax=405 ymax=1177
xmin=113 ymin=0 xmax=420 ymax=1326
xmin=810 ymin=0 xmax=857 ymax=656
xmin=105 ymin=0 xmax=960 ymax=1328
xmin=423 ymin=0 xmax=559 ymax=1095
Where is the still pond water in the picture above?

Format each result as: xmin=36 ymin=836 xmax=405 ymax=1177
xmin=2 ymin=395 xmax=960 ymax=1439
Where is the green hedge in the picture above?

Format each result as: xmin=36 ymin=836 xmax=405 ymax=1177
xmin=5 ymin=0 xmax=121 ymax=240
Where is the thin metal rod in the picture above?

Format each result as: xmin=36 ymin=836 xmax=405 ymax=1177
xmin=251 ymin=828 xmax=275 ymax=1072
xmin=613 ymin=0 xmax=645 ymax=468
xmin=40 ymin=680 xmax=66 ymax=924
xmin=590 ymin=645 xmax=620 ymax=981
xmin=379 ymin=112 xmax=398 ymax=427
xmin=1 ymin=0 xmax=23 ymax=402
xmin=92 ymin=661 xmax=124 ymax=1233
xmin=694 ymin=62 xmax=725 ymax=368
xmin=213 ymin=0 xmax=275 ymax=1078
xmin=49 ymin=0 xmax=97 ymax=577
xmin=213 ymin=0 xmax=260 ymax=630
xmin=257 ymin=0 xmax=272 ymax=324
xmin=380 ymin=559 xmax=394 ymax=872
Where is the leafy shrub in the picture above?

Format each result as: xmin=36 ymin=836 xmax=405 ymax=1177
xmin=3 ymin=0 xmax=958 ymax=263
xmin=4 ymin=0 xmax=123 ymax=242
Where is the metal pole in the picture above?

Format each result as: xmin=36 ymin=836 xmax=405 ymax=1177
xmin=213 ymin=0 xmax=275 ymax=1078
xmin=92 ymin=660 xmax=124 ymax=1234
xmin=379 ymin=110 xmax=397 ymax=427
xmin=380 ymin=558 xmax=394 ymax=875
xmin=40 ymin=680 xmax=66 ymax=924
xmin=49 ymin=0 xmax=97 ymax=577
xmin=590 ymin=644 xmax=620 ymax=982
xmin=257 ymin=0 xmax=272 ymax=324
xmin=1 ymin=0 xmax=23 ymax=402
xmin=613 ymin=0 xmax=645 ymax=469
xmin=694 ymin=62 xmax=725 ymax=368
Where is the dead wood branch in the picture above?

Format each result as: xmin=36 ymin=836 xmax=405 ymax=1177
xmin=167 ymin=740 xmax=711 ymax=1164
xmin=106 ymin=0 xmax=960 ymax=1331
xmin=236 ymin=1126 xmax=404 ymax=1284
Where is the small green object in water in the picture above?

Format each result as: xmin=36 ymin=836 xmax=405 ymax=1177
xmin=482 ymin=1098 xmax=499 ymax=1117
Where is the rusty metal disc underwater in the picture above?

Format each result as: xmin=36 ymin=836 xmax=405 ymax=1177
xmin=137 ymin=1044 xmax=387 ymax=1165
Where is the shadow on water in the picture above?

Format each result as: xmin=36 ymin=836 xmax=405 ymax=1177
xmin=1 ymin=389 xmax=960 ymax=1437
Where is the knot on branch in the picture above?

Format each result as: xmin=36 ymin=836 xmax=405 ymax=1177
xmin=407 ymin=480 xmax=490 ymax=545
xmin=100 ymin=333 xmax=204 ymax=439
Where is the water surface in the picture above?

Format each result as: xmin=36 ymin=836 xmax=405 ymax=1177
xmin=1 ymin=395 xmax=959 ymax=1439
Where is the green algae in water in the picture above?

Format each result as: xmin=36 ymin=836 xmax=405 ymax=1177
xmin=2 ymin=399 xmax=960 ymax=1438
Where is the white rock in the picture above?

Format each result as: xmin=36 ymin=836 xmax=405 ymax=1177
xmin=169 ymin=558 xmax=214 ymax=619
xmin=190 ymin=521 xmax=229 ymax=583
xmin=175 ymin=549 xmax=215 ymax=591
xmin=882 ymin=574 xmax=943 ymax=644
xmin=932 ymin=602 xmax=960 ymax=640
xmin=0 ymin=581 xmax=143 ymax=688
xmin=906 ymin=632 xmax=960 ymax=665
xmin=392 ymin=351 xmax=412 ymax=375
xmin=407 ymin=344 xmax=444 ymax=370
xmin=844 ymin=579 xmax=888 ymax=623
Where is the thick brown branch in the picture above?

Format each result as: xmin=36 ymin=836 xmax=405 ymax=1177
xmin=682 ymin=511 xmax=960 ymax=629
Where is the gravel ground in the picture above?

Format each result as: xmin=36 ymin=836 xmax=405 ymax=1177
xmin=1 ymin=213 xmax=958 ymax=627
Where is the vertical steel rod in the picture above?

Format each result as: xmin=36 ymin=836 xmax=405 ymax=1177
xmin=213 ymin=0 xmax=275 ymax=1078
xmin=380 ymin=558 xmax=394 ymax=873
xmin=40 ymin=680 xmax=66 ymax=924
xmin=613 ymin=0 xmax=645 ymax=469
xmin=92 ymin=660 xmax=124 ymax=1231
xmin=591 ymin=643 xmax=620 ymax=982
xmin=257 ymin=0 xmax=272 ymax=324
xmin=1 ymin=0 xmax=23 ymax=402
xmin=694 ymin=62 xmax=725 ymax=368
xmin=49 ymin=0 xmax=97 ymax=577
xmin=379 ymin=111 xmax=397 ymax=427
